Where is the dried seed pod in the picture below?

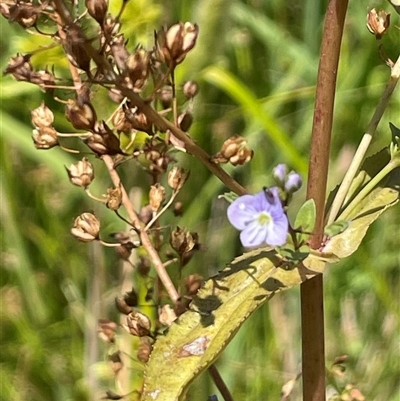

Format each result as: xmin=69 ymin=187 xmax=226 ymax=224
xmin=185 ymin=274 xmax=203 ymax=296
xmin=170 ymin=226 xmax=196 ymax=255
xmin=366 ymin=9 xmax=391 ymax=39
xmin=30 ymin=69 xmax=56 ymax=91
xmin=156 ymin=22 xmax=199 ymax=67
xmin=139 ymin=204 xmax=153 ymax=225
xmin=110 ymin=34 xmax=130 ymax=71
xmin=84 ymin=121 xmax=121 ymax=155
xmin=32 ymin=126 xmax=59 ymax=149
xmin=158 ymin=86 xmax=173 ymax=108
xmin=106 ymin=186 xmax=122 ymax=210
xmin=137 ymin=337 xmax=152 ymax=363
xmin=115 ymin=297 xmax=133 ymax=315
xmin=182 ymin=80 xmax=199 ymax=99
xmin=149 ymin=183 xmax=166 ymax=212
xmin=4 ymin=53 xmax=33 ymax=82
xmin=125 ymin=106 xmax=153 ymax=134
xmin=173 ymin=201 xmax=184 ymax=216
xmin=8 ymin=2 xmax=40 ymax=28
xmin=85 ymin=0 xmax=108 ymax=25
xmin=63 ymin=25 xmax=92 ymax=73
xmin=177 ymin=112 xmax=193 ymax=132
xmin=137 ymin=256 xmax=151 ymax=276
xmin=66 ymin=157 xmax=94 ymax=188
xmin=98 ymin=319 xmax=117 ymax=343
xmin=31 ymin=102 xmax=54 ymax=128
xmin=126 ymin=310 xmax=151 ymax=337
xmin=108 ymin=351 xmax=123 ymax=375
xmin=211 ymin=135 xmax=254 ymax=166
xmin=65 ymin=99 xmax=97 ymax=131
xmin=112 ymin=107 xmax=132 ymax=132
xmin=158 ymin=304 xmax=177 ymax=326
xmin=71 ymin=212 xmax=100 ymax=242
xmin=167 ymin=166 xmax=188 ymax=191
xmin=124 ymin=288 xmax=139 ymax=307
xmin=115 ymin=241 xmax=135 ymax=261
xmin=126 ymin=47 xmax=150 ymax=88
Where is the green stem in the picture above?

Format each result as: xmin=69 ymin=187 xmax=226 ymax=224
xmin=338 ymin=159 xmax=399 ymax=221
xmin=327 ymin=54 xmax=400 ymax=225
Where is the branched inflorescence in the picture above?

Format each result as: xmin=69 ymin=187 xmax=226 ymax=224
xmin=1 ymin=0 xmax=253 ymax=396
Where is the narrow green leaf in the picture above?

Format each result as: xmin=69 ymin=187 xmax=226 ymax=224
xmin=324 ymin=220 xmax=349 ymax=237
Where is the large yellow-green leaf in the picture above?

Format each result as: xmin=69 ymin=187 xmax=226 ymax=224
xmin=141 ymin=155 xmax=399 ymax=401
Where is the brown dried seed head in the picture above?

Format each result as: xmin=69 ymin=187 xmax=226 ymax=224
xmin=149 ymin=183 xmax=166 ymax=212
xmin=31 ymin=102 xmax=54 ymax=128
xmin=211 ymin=135 xmax=254 ymax=166
xmin=106 ymin=186 xmax=122 ymax=210
xmin=182 ymin=80 xmax=199 ymax=99
xmin=98 ymin=319 xmax=117 ymax=343
xmin=137 ymin=337 xmax=152 ymax=363
xmin=167 ymin=166 xmax=188 ymax=191
xmin=112 ymin=107 xmax=132 ymax=132
xmin=366 ymin=9 xmax=391 ymax=39
xmin=158 ymin=304 xmax=177 ymax=326
xmin=85 ymin=0 xmax=108 ymax=25
xmin=177 ymin=112 xmax=193 ymax=132
xmin=125 ymin=107 xmax=153 ymax=134
xmin=156 ymin=22 xmax=199 ymax=66
xmin=185 ymin=274 xmax=203 ymax=296
xmin=4 ymin=54 xmax=33 ymax=82
xmin=115 ymin=297 xmax=133 ymax=315
xmin=126 ymin=310 xmax=151 ymax=337
xmin=170 ymin=226 xmax=196 ymax=255
xmin=32 ymin=126 xmax=59 ymax=149
xmin=66 ymin=157 xmax=94 ymax=188
xmin=65 ymin=99 xmax=97 ymax=131
xmin=158 ymin=86 xmax=173 ymax=108
xmin=71 ymin=212 xmax=100 ymax=242
xmin=8 ymin=2 xmax=39 ymax=28
xmin=84 ymin=121 xmax=121 ymax=155
xmin=126 ymin=48 xmax=150 ymax=87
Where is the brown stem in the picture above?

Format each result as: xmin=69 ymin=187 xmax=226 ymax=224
xmin=117 ymin=86 xmax=247 ymax=196
xmin=301 ymin=1 xmax=348 ymax=401
xmin=102 ymin=155 xmax=180 ymax=303
xmin=208 ymin=364 xmax=235 ymax=401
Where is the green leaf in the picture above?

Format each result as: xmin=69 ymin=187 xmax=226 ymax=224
xmin=323 ymin=168 xmax=399 ymax=258
xmin=294 ymin=198 xmax=316 ymax=244
xmin=324 ymin=220 xmax=349 ymax=237
xmin=141 ymin=248 xmax=327 ymax=401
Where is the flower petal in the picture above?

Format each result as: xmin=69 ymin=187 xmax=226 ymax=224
xmin=227 ymin=194 xmax=258 ymax=230
xmin=240 ymin=220 xmax=269 ymax=247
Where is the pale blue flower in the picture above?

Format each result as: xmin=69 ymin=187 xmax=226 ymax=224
xmin=227 ymin=187 xmax=289 ymax=247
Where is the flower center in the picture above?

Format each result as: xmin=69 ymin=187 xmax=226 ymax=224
xmin=257 ymin=211 xmax=271 ymax=225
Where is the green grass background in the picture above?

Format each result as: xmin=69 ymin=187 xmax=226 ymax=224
xmin=0 ymin=0 xmax=399 ymax=400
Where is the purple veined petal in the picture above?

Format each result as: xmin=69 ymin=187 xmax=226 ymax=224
xmin=227 ymin=194 xmax=258 ymax=230
xmin=264 ymin=213 xmax=289 ymax=246
xmin=240 ymin=219 xmax=270 ymax=248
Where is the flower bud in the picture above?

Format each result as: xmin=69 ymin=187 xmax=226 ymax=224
xmin=149 ymin=183 xmax=166 ymax=212
xmin=158 ymin=304 xmax=177 ymax=326
xmin=167 ymin=166 xmax=188 ymax=191
xmin=272 ymin=164 xmax=288 ymax=185
xmin=66 ymin=157 xmax=94 ymax=188
xmin=156 ymin=22 xmax=199 ymax=66
xmin=105 ymin=186 xmax=122 ymax=210
xmin=85 ymin=0 xmax=108 ymax=25
xmin=65 ymin=99 xmax=97 ymax=131
xmin=31 ymin=102 xmax=54 ymax=128
xmin=366 ymin=9 xmax=390 ymax=39
xmin=126 ymin=310 xmax=151 ymax=337
xmin=211 ymin=135 xmax=253 ymax=166
xmin=71 ymin=212 xmax=100 ymax=242
xmin=170 ymin=226 xmax=196 ymax=255
xmin=32 ymin=126 xmax=59 ymax=149
xmin=137 ymin=337 xmax=152 ymax=363
xmin=284 ymin=171 xmax=302 ymax=193
xmin=182 ymin=80 xmax=199 ymax=99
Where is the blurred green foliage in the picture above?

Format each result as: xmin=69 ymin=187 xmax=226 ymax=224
xmin=1 ymin=0 xmax=399 ymax=400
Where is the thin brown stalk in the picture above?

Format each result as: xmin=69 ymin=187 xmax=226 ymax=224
xmin=102 ymin=155 xmax=180 ymax=303
xmin=208 ymin=364 xmax=235 ymax=401
xmin=301 ymin=1 xmax=348 ymax=401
